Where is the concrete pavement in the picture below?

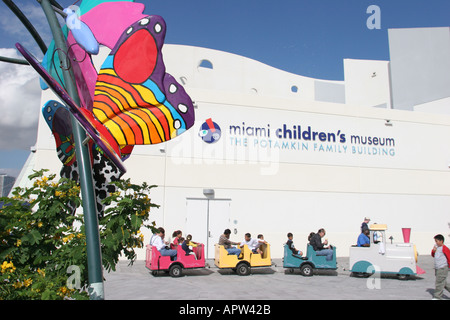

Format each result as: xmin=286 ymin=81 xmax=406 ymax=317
xmin=102 ymin=255 xmax=446 ymax=300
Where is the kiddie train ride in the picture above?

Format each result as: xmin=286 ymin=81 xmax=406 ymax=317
xmin=214 ymin=243 xmax=274 ymax=276
xmin=283 ymin=244 xmax=337 ymax=276
xmin=349 ymin=224 xmax=425 ymax=280
xmin=146 ymin=243 xmax=208 ymax=277
xmin=145 ymin=226 xmax=425 ymax=279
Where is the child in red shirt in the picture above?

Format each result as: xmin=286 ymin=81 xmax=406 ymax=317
xmin=431 ymin=234 xmax=450 ymax=300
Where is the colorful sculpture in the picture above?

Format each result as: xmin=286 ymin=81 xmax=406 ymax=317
xmin=94 ymin=15 xmax=193 ymax=148
xmin=17 ymin=0 xmax=195 ymax=214
xmin=42 ymin=100 xmax=76 ymax=168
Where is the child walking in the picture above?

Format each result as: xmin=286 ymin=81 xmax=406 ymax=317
xmin=431 ymin=234 xmax=450 ymax=300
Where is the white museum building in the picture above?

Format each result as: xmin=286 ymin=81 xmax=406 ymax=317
xmin=15 ymin=27 xmax=450 ymax=259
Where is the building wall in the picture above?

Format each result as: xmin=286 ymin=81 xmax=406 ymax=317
xmin=414 ymin=97 xmax=450 ymax=115
xmin=21 ymin=43 xmax=450 ymax=260
xmin=389 ymin=27 xmax=450 ymax=111
xmin=161 ymin=45 xmax=344 ymax=103
xmin=344 ymin=59 xmax=392 ymax=109
xmin=137 ymin=86 xmax=450 ymax=258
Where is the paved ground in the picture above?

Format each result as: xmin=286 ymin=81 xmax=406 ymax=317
xmin=102 ymin=255 xmax=447 ymax=301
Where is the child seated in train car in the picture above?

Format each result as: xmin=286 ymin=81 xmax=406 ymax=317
xmin=255 ymin=234 xmax=268 ymax=255
xmin=181 ymin=234 xmax=198 ymax=256
xmin=286 ymin=232 xmax=303 ymax=256
xmin=185 ymin=234 xmax=198 ymax=247
xmin=240 ymin=233 xmax=263 ymax=254
xmin=172 ymin=230 xmax=183 ymax=246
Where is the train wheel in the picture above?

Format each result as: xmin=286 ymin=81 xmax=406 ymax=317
xmin=300 ymin=264 xmax=313 ymax=277
xmin=169 ymin=264 xmax=182 ymax=277
xmin=398 ymin=274 xmax=410 ymax=280
xmin=236 ymin=262 xmax=250 ymax=276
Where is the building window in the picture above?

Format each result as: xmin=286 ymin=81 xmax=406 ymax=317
xmin=198 ymin=59 xmax=213 ymax=70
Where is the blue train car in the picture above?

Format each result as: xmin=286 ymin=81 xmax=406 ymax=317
xmin=283 ymin=244 xmax=337 ymax=276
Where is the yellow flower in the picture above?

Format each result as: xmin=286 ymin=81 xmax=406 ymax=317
xmin=37 ymin=268 xmax=45 ymax=278
xmin=13 ymin=281 xmax=23 ymax=289
xmin=68 ymin=187 xmax=80 ymax=197
xmin=23 ymin=278 xmax=33 ymax=287
xmin=55 ymin=191 xmax=63 ymax=197
xmin=37 ymin=222 xmax=43 ymax=228
xmin=15 ymin=240 xmax=21 ymax=247
xmin=1 ymin=261 xmax=8 ymax=272
xmin=58 ymin=286 xmax=73 ymax=297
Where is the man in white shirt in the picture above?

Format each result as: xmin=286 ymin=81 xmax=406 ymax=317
xmin=150 ymin=227 xmax=177 ymax=261
xmin=240 ymin=233 xmax=266 ymax=254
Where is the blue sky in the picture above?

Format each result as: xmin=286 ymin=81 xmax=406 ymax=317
xmin=0 ymin=0 xmax=449 ymax=177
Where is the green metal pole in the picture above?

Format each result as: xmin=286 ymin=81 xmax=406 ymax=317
xmin=3 ymin=0 xmax=48 ymax=54
xmin=40 ymin=0 xmax=104 ymax=300
xmin=0 ymin=55 xmax=29 ymax=65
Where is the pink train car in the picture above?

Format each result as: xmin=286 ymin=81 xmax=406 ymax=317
xmin=145 ymin=243 xmax=207 ymax=277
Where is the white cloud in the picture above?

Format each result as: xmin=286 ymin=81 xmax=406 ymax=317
xmin=0 ymin=48 xmax=40 ymax=150
xmin=0 ymin=1 xmax=73 ymax=153
xmin=0 ymin=1 xmax=64 ymax=54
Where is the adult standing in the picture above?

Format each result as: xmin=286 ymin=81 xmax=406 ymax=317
xmin=361 ymin=217 xmax=370 ymax=232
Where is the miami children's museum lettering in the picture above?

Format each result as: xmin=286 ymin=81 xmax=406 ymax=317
xmin=228 ymin=122 xmax=396 ymax=157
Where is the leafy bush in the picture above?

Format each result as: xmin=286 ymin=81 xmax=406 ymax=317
xmin=0 ymin=169 xmax=158 ymax=300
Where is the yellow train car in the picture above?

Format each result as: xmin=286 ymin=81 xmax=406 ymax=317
xmin=214 ymin=243 xmax=273 ymax=275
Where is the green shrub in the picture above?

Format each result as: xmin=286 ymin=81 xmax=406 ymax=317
xmin=0 ymin=169 xmax=158 ymax=300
